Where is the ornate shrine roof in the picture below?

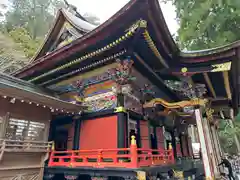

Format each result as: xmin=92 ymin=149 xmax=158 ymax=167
xmin=31 ymin=8 xmax=96 ymax=62
xmin=12 ymin=0 xmax=240 ymax=113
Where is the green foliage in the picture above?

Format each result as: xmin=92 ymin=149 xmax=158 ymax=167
xmin=0 ymin=32 xmax=29 ymax=74
xmin=170 ymin=0 xmax=240 ymax=50
xmin=5 ymin=0 xmax=63 ymax=39
xmin=218 ymin=119 xmax=240 ymax=154
xmin=1 ymin=0 xmax=101 ymax=61
xmin=8 ymin=27 xmax=42 ymax=58
xmin=1 ymin=0 xmax=65 ymax=58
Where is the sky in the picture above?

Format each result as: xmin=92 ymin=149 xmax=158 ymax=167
xmin=68 ymin=0 xmax=179 ymax=35
xmin=0 ymin=0 xmax=8 ymax=21
xmin=0 ymin=0 xmax=179 ymax=34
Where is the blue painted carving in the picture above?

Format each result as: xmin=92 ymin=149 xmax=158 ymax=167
xmin=48 ymin=69 xmax=114 ymax=95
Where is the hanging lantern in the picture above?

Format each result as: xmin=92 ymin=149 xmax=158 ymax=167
xmin=64 ymin=175 xmax=78 ymax=180
xmin=44 ymin=173 xmax=54 ymax=180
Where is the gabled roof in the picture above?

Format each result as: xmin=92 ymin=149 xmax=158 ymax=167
xmin=32 ymin=8 xmax=96 ymax=61
xmin=12 ymin=0 xmax=181 ymax=101
xmin=0 ymin=72 xmax=84 ymax=112
xmin=15 ymin=0 xmax=240 ymax=81
xmin=14 ymin=0 xmax=178 ymax=78
xmin=12 ymin=0 xmax=240 ymax=112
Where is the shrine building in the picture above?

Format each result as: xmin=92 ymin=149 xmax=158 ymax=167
xmin=0 ymin=0 xmax=240 ymax=179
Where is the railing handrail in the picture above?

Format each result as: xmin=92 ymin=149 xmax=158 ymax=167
xmin=53 ymin=148 xmax=130 ymax=154
xmin=0 ymin=139 xmax=53 ymax=152
xmin=48 ymin=147 xmax=175 ymax=169
xmin=48 ymin=136 xmax=174 ymax=168
xmin=0 ymin=139 xmax=53 ymax=144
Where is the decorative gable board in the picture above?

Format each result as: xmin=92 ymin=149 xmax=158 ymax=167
xmin=32 ymin=9 xmax=96 ymax=61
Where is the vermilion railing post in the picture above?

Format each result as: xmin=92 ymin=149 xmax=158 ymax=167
xmin=48 ymin=151 xmax=54 ymax=166
xmin=148 ymin=151 xmax=153 ymax=165
xmin=97 ymin=150 xmax=102 ymax=165
xmin=130 ymin=136 xmax=138 ymax=168
xmin=70 ymin=151 xmax=75 ymax=167
xmin=48 ymin=142 xmax=55 ymax=166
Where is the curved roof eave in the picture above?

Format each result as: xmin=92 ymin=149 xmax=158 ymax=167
xmin=18 ymin=9 xmax=96 ymax=66
xmin=180 ymin=40 xmax=240 ymax=57
xmin=148 ymin=0 xmax=179 ymax=55
xmin=12 ymin=0 xmax=240 ymax=78
xmin=28 ymin=10 xmax=64 ymax=63
xmin=14 ymin=0 xmax=178 ymax=79
xmin=13 ymin=0 xmax=139 ymax=78
xmin=62 ymin=9 xmax=97 ymax=32
xmin=178 ymin=40 xmax=240 ymax=64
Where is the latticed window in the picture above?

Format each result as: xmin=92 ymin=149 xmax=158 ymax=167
xmin=5 ymin=118 xmax=46 ymax=141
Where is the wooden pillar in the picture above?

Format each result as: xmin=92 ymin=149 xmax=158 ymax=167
xmin=211 ymin=125 xmax=223 ymax=172
xmin=43 ymin=119 xmax=51 ymax=141
xmin=187 ymin=136 xmax=193 ymax=158
xmin=156 ymin=126 xmax=164 ymax=149
xmin=117 ymin=111 xmax=127 ymax=148
xmin=0 ymin=112 xmax=9 ymax=139
xmin=176 ymin=140 xmax=182 ymax=157
xmin=73 ymin=118 xmax=81 ymax=150
xmin=191 ymin=125 xmax=196 ymax=142
xmin=116 ymin=93 xmax=128 ymax=148
xmin=180 ymin=133 xmax=188 ymax=157
xmin=185 ymin=134 xmax=190 ymax=157
xmin=171 ymin=131 xmax=177 ymax=159
xmin=136 ymin=118 xmax=141 ymax=148
xmin=203 ymin=117 xmax=219 ymax=176
xmin=162 ymin=126 xmax=167 ymax=149
xmin=195 ymin=108 xmax=214 ymax=179
xmin=231 ymin=49 xmax=240 ymax=116
xmin=153 ymin=125 xmax=157 ymax=149
xmin=179 ymin=133 xmax=184 ymax=156
xmin=47 ymin=119 xmax=55 ymax=141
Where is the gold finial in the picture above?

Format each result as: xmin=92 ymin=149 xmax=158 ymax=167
xmin=181 ymin=67 xmax=188 ymax=73
xmin=169 ymin=142 xmax=172 ymax=150
xmin=114 ymin=106 xmax=126 ymax=113
xmin=131 ymin=135 xmax=136 ymax=145
xmin=51 ymin=141 xmax=55 ymax=151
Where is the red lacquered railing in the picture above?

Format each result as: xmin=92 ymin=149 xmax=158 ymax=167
xmin=48 ymin=137 xmax=175 ymax=168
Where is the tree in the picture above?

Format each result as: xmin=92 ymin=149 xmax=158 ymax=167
xmin=8 ymin=27 xmax=43 ymax=58
xmin=170 ymin=0 xmax=240 ymax=50
xmin=218 ymin=119 xmax=240 ymax=154
xmin=0 ymin=31 xmax=29 ymax=74
xmin=4 ymin=0 xmax=63 ymax=39
xmin=169 ymin=0 xmax=240 ymax=153
xmin=1 ymin=0 xmax=66 ymax=59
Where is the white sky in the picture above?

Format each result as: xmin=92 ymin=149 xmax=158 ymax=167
xmin=1 ymin=0 xmax=179 ymax=34
xmin=68 ymin=0 xmax=179 ymax=35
